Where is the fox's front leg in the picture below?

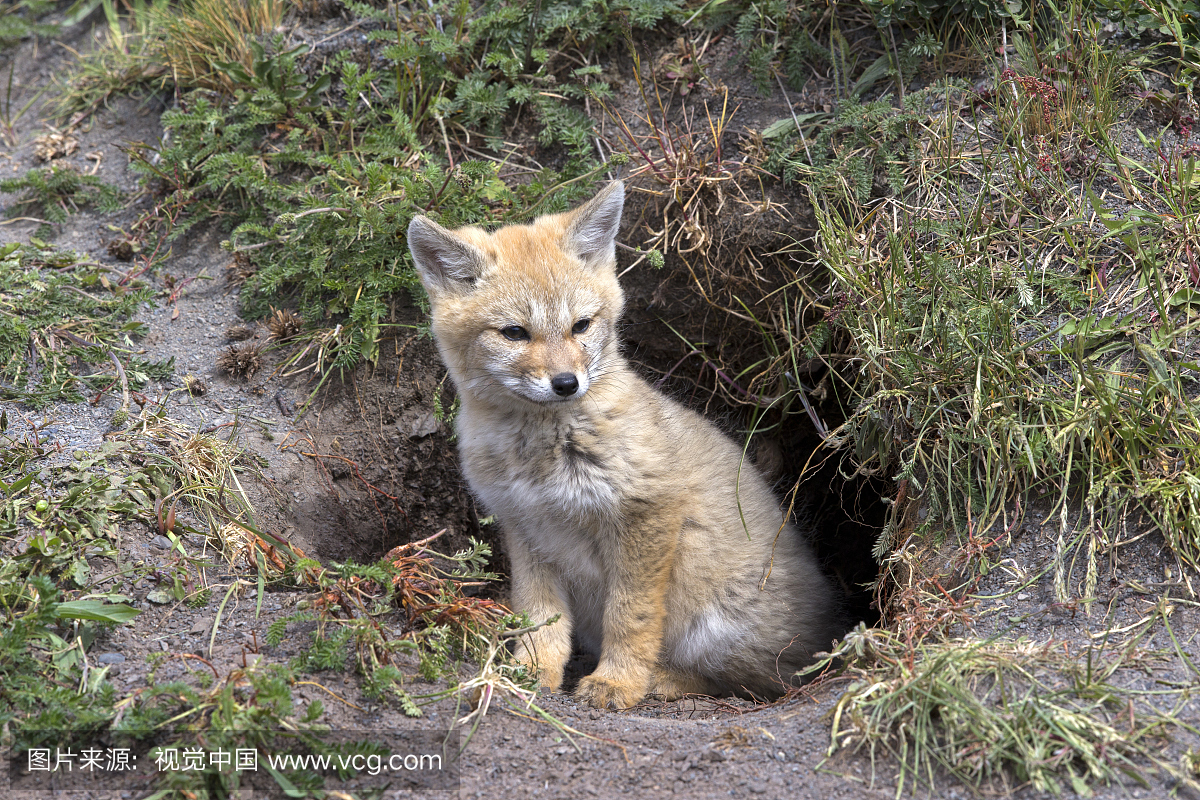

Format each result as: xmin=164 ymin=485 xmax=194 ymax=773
xmin=507 ymin=533 xmax=573 ymax=692
xmin=575 ymin=510 xmax=679 ymax=710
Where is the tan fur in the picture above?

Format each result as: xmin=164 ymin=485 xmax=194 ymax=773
xmin=407 ymin=183 xmax=843 ymax=708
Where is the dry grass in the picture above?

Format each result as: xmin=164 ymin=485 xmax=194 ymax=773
xmin=182 ymin=372 xmax=207 ymax=395
xmin=52 ymin=0 xmax=286 ymax=115
xmin=597 ymin=34 xmax=796 ymax=282
xmin=225 ymin=251 xmax=257 ymax=286
xmin=217 ymin=341 xmax=265 ymax=379
xmin=224 ymin=323 xmax=257 ymax=341
xmin=266 ymin=307 xmax=303 ymax=341
xmin=816 ymin=617 xmax=1199 ymax=796
xmin=122 ymin=406 xmax=258 ymax=546
xmin=152 ymin=0 xmax=287 ymax=92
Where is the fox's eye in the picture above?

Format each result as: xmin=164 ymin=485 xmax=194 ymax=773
xmin=500 ymin=325 xmax=530 ymax=342
xmin=571 ymin=319 xmax=591 ymax=335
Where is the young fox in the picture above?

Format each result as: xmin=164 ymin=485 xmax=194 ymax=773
xmin=407 ymin=182 xmax=843 ymax=709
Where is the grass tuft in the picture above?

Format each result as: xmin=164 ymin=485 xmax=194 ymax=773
xmin=817 ymin=620 xmax=1199 ymax=795
xmin=0 ymin=243 xmax=155 ymax=407
xmin=0 ymin=166 xmax=123 ymax=227
xmin=152 ymin=0 xmax=288 ymax=92
xmin=216 ymin=341 xmax=265 ymax=380
xmin=266 ymin=307 xmax=303 ymax=341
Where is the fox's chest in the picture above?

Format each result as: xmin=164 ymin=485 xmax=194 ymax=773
xmin=458 ymin=413 xmax=623 ymax=524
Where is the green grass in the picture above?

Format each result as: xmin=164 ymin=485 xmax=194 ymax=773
xmin=821 ymin=78 xmax=1200 ymax=576
xmin=267 ymin=533 xmax=537 ymax=715
xmin=0 ymin=0 xmax=56 ymax=49
xmin=1 ymin=423 xmax=153 ymax=738
xmin=816 ymin=620 xmax=1200 ymax=795
xmin=0 ymin=166 xmax=123 ymax=228
xmin=742 ymin=0 xmax=1200 ymax=581
xmin=0 ymin=242 xmax=162 ymax=408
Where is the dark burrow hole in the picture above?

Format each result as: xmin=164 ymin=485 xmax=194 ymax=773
xmin=782 ymin=427 xmax=888 ymax=632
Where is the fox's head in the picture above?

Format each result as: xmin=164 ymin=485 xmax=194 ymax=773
xmin=407 ymin=181 xmax=626 ymax=408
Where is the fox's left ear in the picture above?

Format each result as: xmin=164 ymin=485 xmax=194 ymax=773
xmin=564 ymin=181 xmax=624 ymax=270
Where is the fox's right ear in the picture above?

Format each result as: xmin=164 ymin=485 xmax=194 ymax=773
xmin=407 ymin=216 xmax=486 ymax=294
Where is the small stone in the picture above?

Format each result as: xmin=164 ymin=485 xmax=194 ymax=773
xmin=146 ymin=588 xmax=173 ymax=605
xmin=96 ymin=652 xmax=126 ymax=665
xmin=150 ymin=535 xmax=173 ymax=550
xmin=403 ymin=410 xmax=440 ymax=439
xmin=1017 ymin=592 xmax=1031 ymax=601
xmin=747 ymin=780 xmax=767 ymax=793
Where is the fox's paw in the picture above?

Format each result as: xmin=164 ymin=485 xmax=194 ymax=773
xmin=575 ymin=674 xmax=645 ymax=710
xmin=513 ymin=645 xmax=565 ymax=693
xmin=647 ymin=670 xmax=709 ymax=702
xmin=532 ymin=664 xmax=565 ymax=694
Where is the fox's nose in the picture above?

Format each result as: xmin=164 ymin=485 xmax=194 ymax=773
xmin=551 ymin=373 xmax=579 ymax=397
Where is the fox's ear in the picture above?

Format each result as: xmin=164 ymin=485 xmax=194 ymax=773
xmin=407 ymin=215 xmax=486 ymax=293
xmin=564 ymin=181 xmax=624 ymax=270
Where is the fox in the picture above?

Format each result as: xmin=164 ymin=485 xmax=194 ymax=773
xmin=406 ymin=181 xmax=844 ymax=709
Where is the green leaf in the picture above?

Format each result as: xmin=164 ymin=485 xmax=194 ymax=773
xmin=55 ymin=600 xmax=141 ymax=623
xmin=262 ymin=757 xmax=309 ymax=797
xmin=5 ymin=472 xmax=35 ymax=495
xmin=761 ymin=113 xmax=826 ymax=139
xmin=1169 ymin=287 xmax=1200 ymax=308
xmin=851 ymin=55 xmax=893 ymax=98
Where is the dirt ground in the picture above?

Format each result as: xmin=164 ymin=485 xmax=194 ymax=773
xmin=2 ymin=9 xmax=1200 ymax=800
